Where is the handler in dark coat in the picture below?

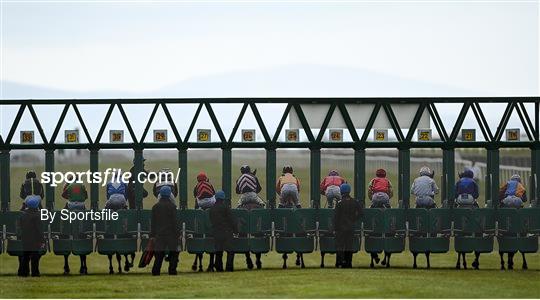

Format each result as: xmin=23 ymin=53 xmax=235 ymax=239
xmin=19 ymin=196 xmax=45 ymax=277
xmin=150 ymin=186 xmax=179 ymax=275
xmin=333 ymin=183 xmax=362 ymax=268
xmin=209 ymin=190 xmax=238 ymax=272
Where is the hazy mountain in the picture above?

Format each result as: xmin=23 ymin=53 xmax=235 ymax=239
xmin=1 ymin=64 xmax=477 ymax=99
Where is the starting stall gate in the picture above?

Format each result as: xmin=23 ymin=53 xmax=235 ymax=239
xmin=0 ymin=98 xmax=539 ymax=266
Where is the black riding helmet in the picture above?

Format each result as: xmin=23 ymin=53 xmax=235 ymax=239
xmin=282 ymin=165 xmax=293 ymax=174
xmin=26 ymin=170 xmax=37 ymax=179
xmin=240 ymin=165 xmax=251 ymax=174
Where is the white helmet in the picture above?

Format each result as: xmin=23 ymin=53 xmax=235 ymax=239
xmin=419 ymin=166 xmax=432 ymax=177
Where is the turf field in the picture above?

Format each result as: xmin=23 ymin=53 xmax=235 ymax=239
xmin=0 ymin=249 xmax=539 ymax=298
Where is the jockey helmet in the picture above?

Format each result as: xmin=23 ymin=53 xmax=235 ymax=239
xmin=376 ymin=169 xmax=386 ymax=178
xmin=283 ymin=165 xmax=293 ymax=174
xmin=328 ymin=170 xmax=339 ymax=176
xmin=197 ymin=171 xmax=208 ymax=182
xmin=340 ymin=183 xmax=351 ymax=195
xmin=26 ymin=170 xmax=37 ymax=179
xmin=159 ymin=186 xmax=172 ymax=199
xmin=26 ymin=195 xmax=40 ymax=209
xmin=510 ymin=174 xmax=521 ymax=182
xmin=419 ymin=166 xmax=432 ymax=177
xmin=240 ymin=165 xmax=251 ymax=174
xmin=215 ymin=190 xmax=226 ymax=201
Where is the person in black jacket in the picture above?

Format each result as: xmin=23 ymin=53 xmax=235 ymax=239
xmin=334 ymin=183 xmax=362 ymax=268
xmin=150 ymin=186 xmax=179 ymax=275
xmin=209 ymin=190 xmax=238 ymax=272
xmin=19 ymin=196 xmax=44 ymax=277
xmin=19 ymin=170 xmax=44 ymax=210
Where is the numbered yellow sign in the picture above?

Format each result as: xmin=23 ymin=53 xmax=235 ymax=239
xmin=417 ymin=129 xmax=431 ymax=142
xmin=197 ymin=129 xmax=211 ymax=142
xmin=153 ymin=130 xmax=168 ymax=143
xmin=20 ymin=131 xmax=35 ymax=144
xmin=285 ymin=129 xmax=299 ymax=142
xmin=109 ymin=130 xmax=124 ymax=143
xmin=329 ymin=129 xmax=343 ymax=142
xmin=374 ymin=129 xmax=388 ymax=141
xmin=506 ymin=128 xmax=520 ymax=141
xmin=461 ymin=129 xmax=476 ymax=141
xmin=242 ymin=129 xmax=256 ymax=142
xmin=65 ymin=130 xmax=79 ymax=143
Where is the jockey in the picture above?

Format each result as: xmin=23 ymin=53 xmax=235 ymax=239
xmin=152 ymin=168 xmax=178 ymax=202
xmin=320 ymin=170 xmax=346 ymax=208
xmin=105 ymin=172 xmax=128 ymax=210
xmin=411 ymin=166 xmax=439 ymax=209
xmin=499 ymin=174 xmax=527 ymax=208
xmin=334 ymin=183 xmax=361 ymax=268
xmin=127 ymin=158 xmax=149 ymax=209
xmin=276 ymin=165 xmax=301 ymax=208
xmin=368 ymin=169 xmax=393 ymax=208
xmin=61 ymin=174 xmax=88 ymax=210
xmin=235 ymin=165 xmax=265 ymax=207
xmin=193 ymin=171 xmax=216 ymax=209
xmin=454 ymin=168 xmax=479 ymax=207
xmin=19 ymin=170 xmax=44 ymax=210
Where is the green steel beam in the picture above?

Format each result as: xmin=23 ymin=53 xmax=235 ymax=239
xmin=354 ymin=148 xmax=366 ymax=207
xmin=471 ymin=103 xmax=492 ymax=142
xmin=250 ymin=103 xmax=271 ymax=142
xmin=27 ymin=105 xmax=49 ymax=144
xmin=6 ymin=104 xmax=26 ymax=144
xmin=450 ymin=102 xmax=471 ymax=141
xmin=532 ymin=147 xmax=539 ymax=207
xmin=405 ymin=103 xmax=427 ymax=141
xmin=292 ymin=104 xmax=315 ymax=142
xmin=361 ymin=103 xmax=382 ymax=142
xmin=272 ymin=104 xmax=292 ymax=143
xmin=398 ymin=148 xmax=410 ymax=208
xmin=94 ymin=104 xmax=115 ymax=143
xmin=266 ymin=148 xmax=276 ymax=208
xmin=89 ymin=149 xmax=99 ymax=210
xmin=316 ymin=104 xmax=336 ymax=142
xmin=222 ymin=148 xmax=232 ymax=207
xmin=45 ymin=149 xmax=55 ymax=210
xmin=228 ymin=103 xmax=249 ymax=144
xmin=442 ymin=148 xmax=455 ymax=208
xmin=428 ymin=103 xmax=448 ymax=141
xmin=140 ymin=104 xmax=160 ymax=143
xmin=486 ymin=148 xmax=500 ymax=208
xmin=184 ymin=103 xmax=204 ymax=144
xmin=337 ymin=103 xmax=360 ymax=142
xmin=50 ymin=104 xmax=71 ymax=144
xmin=310 ymin=148 xmax=321 ymax=208
xmin=205 ymin=103 xmax=226 ymax=143
xmin=495 ymin=103 xmax=514 ymax=141
xmin=117 ymin=104 xmax=139 ymax=144
xmin=178 ymin=149 xmax=188 ymax=209
xmin=72 ymin=104 xmax=93 ymax=144
xmin=0 ymin=150 xmax=10 ymax=211
xmin=133 ymin=149 xmax=144 ymax=210
xmin=161 ymin=103 xmax=182 ymax=143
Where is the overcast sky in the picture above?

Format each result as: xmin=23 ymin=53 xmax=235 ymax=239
xmin=1 ymin=0 xmax=538 ymax=95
